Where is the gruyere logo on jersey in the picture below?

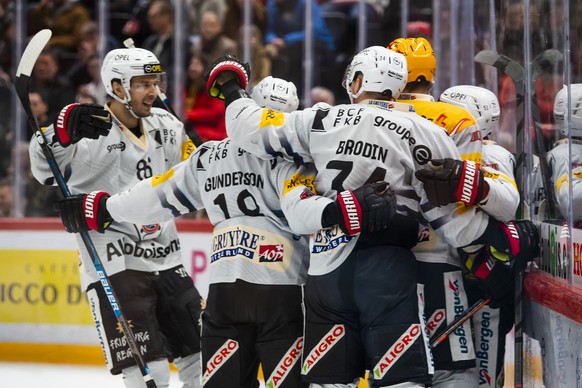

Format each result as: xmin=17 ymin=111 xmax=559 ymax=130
xmin=372 ymin=324 xmax=421 ymax=379
xmin=283 ymin=173 xmax=316 ymax=196
xmin=260 ymin=108 xmax=284 ymax=128
xmin=202 ymin=339 xmax=238 ymax=385
xmin=265 ymin=337 xmax=303 ymax=387
xmin=143 ymin=63 xmax=163 ymax=73
xmin=211 ymin=227 xmax=258 ymax=263
xmin=311 ymin=226 xmax=354 ymax=254
xmin=259 ymin=244 xmax=284 ymax=262
xmin=302 ymin=325 xmax=345 ymax=375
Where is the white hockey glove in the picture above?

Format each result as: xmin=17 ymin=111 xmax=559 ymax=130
xmin=54 ymin=103 xmax=112 ymax=147
xmin=55 ymin=191 xmax=112 ymax=233
xmin=415 ymin=158 xmax=488 ymax=206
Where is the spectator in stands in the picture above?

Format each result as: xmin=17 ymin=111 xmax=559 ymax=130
xmin=222 ymin=0 xmax=267 ymax=43
xmin=309 ymin=86 xmax=335 ymax=106
xmin=121 ymin=0 xmax=154 ymax=47
xmin=194 ymin=8 xmax=238 ymax=68
xmin=241 ymin=24 xmax=271 ymax=87
xmin=184 ymin=0 xmax=227 ymax=38
xmin=0 ymin=176 xmax=12 ymax=217
xmin=28 ymin=0 xmax=91 ymax=57
xmin=30 ymin=49 xmax=76 ymax=124
xmin=265 ymin=0 xmax=335 ymax=99
xmin=77 ymin=54 xmax=106 ymax=104
xmin=183 ymin=54 xmax=225 ymax=144
xmin=28 ymin=91 xmax=51 ymax=139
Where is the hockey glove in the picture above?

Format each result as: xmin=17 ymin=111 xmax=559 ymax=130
xmin=333 ymin=181 xmax=396 ymax=235
xmin=54 ymin=103 xmax=112 ymax=147
xmin=487 ymin=220 xmax=539 ymax=272
xmin=415 ymin=158 xmax=487 ymax=206
xmin=464 ymin=246 xmax=514 ymax=309
xmin=204 ymin=55 xmax=251 ymax=99
xmin=55 ymin=191 xmax=112 ymax=233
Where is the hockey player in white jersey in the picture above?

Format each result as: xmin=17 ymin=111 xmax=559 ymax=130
xmin=53 ymin=75 xmax=398 ymax=388
xmin=203 ymin=47 xmax=539 ymax=388
xmin=28 ymin=47 xmax=203 ymax=388
xmin=544 ymin=84 xmax=582 ymax=222
xmin=439 ymin=85 xmax=520 ymax=388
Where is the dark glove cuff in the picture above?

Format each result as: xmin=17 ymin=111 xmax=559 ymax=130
xmin=321 ymin=203 xmax=339 ymax=228
xmin=223 ymin=79 xmax=250 ymax=107
xmin=469 ymin=218 xmax=509 ymax=251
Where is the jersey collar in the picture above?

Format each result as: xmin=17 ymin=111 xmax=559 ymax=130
xmin=398 ymin=93 xmax=435 ymax=102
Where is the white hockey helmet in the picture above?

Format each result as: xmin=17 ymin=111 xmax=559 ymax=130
xmin=553 ymin=84 xmax=582 ymax=138
xmin=251 ymin=76 xmax=299 ymax=113
xmin=440 ymin=85 xmax=500 ymax=139
xmin=101 ymin=47 xmax=165 ymax=106
xmin=342 ymin=46 xmax=407 ymax=103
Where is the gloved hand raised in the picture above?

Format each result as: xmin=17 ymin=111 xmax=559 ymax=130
xmin=415 ymin=158 xmax=487 ymax=206
xmin=54 ymin=103 xmax=112 ymax=147
xmin=55 ymin=191 xmax=112 ymax=233
xmin=204 ymin=55 xmax=251 ymax=100
xmin=333 ymin=181 xmax=396 ymax=235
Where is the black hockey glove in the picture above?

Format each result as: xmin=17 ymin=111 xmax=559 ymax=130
xmin=55 ymin=191 xmax=112 ymax=233
xmin=204 ymin=54 xmax=251 ymax=100
xmin=487 ymin=220 xmax=540 ymax=271
xmin=464 ymin=246 xmax=514 ymax=309
xmin=331 ymin=181 xmax=396 ymax=235
xmin=54 ymin=103 xmax=112 ymax=147
xmin=415 ymin=158 xmax=487 ymax=206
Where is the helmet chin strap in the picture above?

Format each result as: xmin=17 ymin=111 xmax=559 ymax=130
xmin=124 ymin=102 xmax=141 ymax=119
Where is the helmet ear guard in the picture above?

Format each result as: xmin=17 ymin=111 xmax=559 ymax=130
xmin=440 ymin=85 xmax=500 ymax=139
xmin=554 ymin=84 xmax=582 ymax=138
xmin=343 ymin=46 xmax=408 ymax=103
xmin=387 ymin=37 xmax=436 ymax=85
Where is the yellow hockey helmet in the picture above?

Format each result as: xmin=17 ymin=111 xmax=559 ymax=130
xmin=387 ymin=37 xmax=436 ymax=84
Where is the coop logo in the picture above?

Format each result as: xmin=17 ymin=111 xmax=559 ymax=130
xmin=202 ymin=339 xmax=238 ymax=385
xmin=143 ymin=63 xmax=163 ymax=73
xmin=107 ymin=142 xmax=126 ymax=153
xmin=259 ymin=244 xmax=284 ymax=262
xmin=372 ymin=324 xmax=421 ymax=379
xmin=302 ymin=325 xmax=344 ymax=375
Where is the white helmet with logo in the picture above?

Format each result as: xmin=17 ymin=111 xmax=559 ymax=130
xmin=554 ymin=84 xmax=582 ymax=138
xmin=440 ymin=85 xmax=500 ymax=139
xmin=101 ymin=47 xmax=165 ymax=106
xmin=251 ymin=76 xmax=299 ymax=112
xmin=343 ymin=46 xmax=407 ymax=103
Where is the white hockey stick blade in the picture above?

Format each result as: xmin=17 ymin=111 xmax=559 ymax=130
xmin=16 ymin=29 xmax=51 ymax=78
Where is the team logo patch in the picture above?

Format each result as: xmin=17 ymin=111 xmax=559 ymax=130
xmin=202 ymin=339 xmax=239 ymax=385
xmin=265 ymin=337 xmax=303 ymax=388
xmin=142 ymin=224 xmax=160 ymax=234
xmin=372 ymin=324 xmax=421 ymax=379
xmin=258 ymin=244 xmax=284 ymax=262
xmin=302 ymin=325 xmax=345 ymax=375
xmin=260 ymin=108 xmax=285 ymax=128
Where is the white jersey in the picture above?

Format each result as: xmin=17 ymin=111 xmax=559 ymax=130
xmin=105 ymin=138 xmax=332 ymax=286
xmin=546 ymin=139 xmax=582 ymax=221
xmin=224 ymin=97 xmax=493 ymax=276
xmin=480 ymin=140 xmax=519 ymax=222
xmin=29 ymin=106 xmax=195 ymax=289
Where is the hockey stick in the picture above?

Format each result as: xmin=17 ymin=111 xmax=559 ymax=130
xmin=531 ymin=49 xmax=564 ymax=220
xmin=475 ymin=50 xmax=526 ymax=387
xmin=16 ymin=30 xmax=157 ymax=388
xmin=430 ymin=298 xmax=490 ymax=348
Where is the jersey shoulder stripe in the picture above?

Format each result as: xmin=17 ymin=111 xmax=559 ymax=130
xmin=404 ymin=100 xmax=477 ymax=136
